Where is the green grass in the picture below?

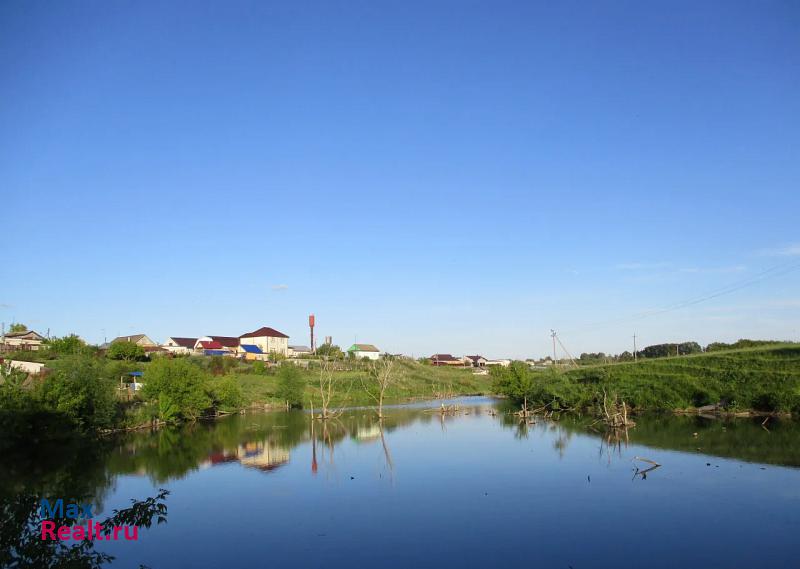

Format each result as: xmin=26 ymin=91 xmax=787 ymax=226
xmin=232 ymin=359 xmax=492 ymax=408
xmin=502 ymin=344 xmax=800 ymax=414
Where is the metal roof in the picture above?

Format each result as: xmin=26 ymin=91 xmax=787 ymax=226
xmin=241 ymin=344 xmax=263 ymax=354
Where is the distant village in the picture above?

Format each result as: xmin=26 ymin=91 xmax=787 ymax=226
xmin=0 ymin=321 xmax=552 ymax=372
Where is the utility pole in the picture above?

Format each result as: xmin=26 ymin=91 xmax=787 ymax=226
xmin=550 ymin=329 xmax=557 ymax=364
xmin=633 ymin=333 xmax=637 ymax=362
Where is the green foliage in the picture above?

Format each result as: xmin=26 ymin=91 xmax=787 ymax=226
xmin=275 ymin=365 xmax=305 ymax=408
xmin=107 ymin=340 xmax=145 ymax=361
xmin=640 ymin=342 xmax=702 ymax=359
xmin=490 ymin=361 xmax=535 ymax=402
xmin=45 ymin=334 xmax=90 ymax=356
xmin=39 ymin=356 xmax=118 ymax=430
xmin=252 ymin=360 xmax=266 ymax=374
xmin=705 ymin=339 xmax=785 ymax=352
xmin=208 ymin=356 xmax=225 ymax=376
xmin=492 ymin=345 xmax=800 ymax=414
xmin=208 ymin=376 xmax=244 ymax=412
xmin=141 ymin=359 xmax=212 ymax=421
xmin=315 ymin=343 xmax=343 ymax=359
xmin=8 ymin=323 xmax=27 ymax=334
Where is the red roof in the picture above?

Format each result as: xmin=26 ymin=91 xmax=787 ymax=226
xmin=200 ymin=341 xmax=224 ymax=349
xmin=170 ymin=337 xmax=198 ymax=348
xmin=430 ymin=354 xmax=460 ymax=362
xmin=209 ymin=336 xmax=240 ymax=348
xmin=239 ymin=326 xmax=289 ymax=339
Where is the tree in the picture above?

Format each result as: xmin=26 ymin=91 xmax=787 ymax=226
xmin=315 ymin=343 xmax=343 ymax=360
xmin=314 ymin=360 xmax=338 ymax=419
xmin=490 ymin=361 xmax=535 ymax=413
xmin=141 ymin=359 xmax=212 ymax=422
xmin=208 ymin=376 xmax=244 ymax=412
xmin=362 ymin=356 xmax=396 ymax=419
xmin=46 ymin=334 xmax=89 ymax=356
xmin=8 ymin=323 xmax=27 ymax=334
xmin=107 ymin=341 xmax=145 ymax=361
xmin=39 ymin=356 xmax=118 ymax=430
xmin=275 ymin=365 xmax=305 ymax=409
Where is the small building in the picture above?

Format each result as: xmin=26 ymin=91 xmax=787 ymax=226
xmin=162 ymin=337 xmax=198 ymax=355
xmin=2 ymin=359 xmax=46 ymax=375
xmin=465 ymin=355 xmax=488 ymax=368
xmin=194 ymin=336 xmax=240 ymax=353
xmin=2 ymin=330 xmax=46 ymax=351
xmin=195 ymin=340 xmax=232 ymax=356
xmin=429 ymin=354 xmax=464 ymax=366
xmin=239 ymin=327 xmax=289 ymax=357
xmin=238 ymin=344 xmax=268 ymax=361
xmin=486 ymin=359 xmax=512 ymax=367
xmin=288 ymin=345 xmax=312 ymax=358
xmin=111 ymin=334 xmax=157 ymax=348
xmin=348 ymin=344 xmax=381 ymax=360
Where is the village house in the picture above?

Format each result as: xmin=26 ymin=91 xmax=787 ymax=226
xmin=288 ymin=345 xmax=312 ymax=358
xmin=465 ymin=355 xmax=488 ymax=368
xmin=112 ymin=334 xmax=157 ymax=348
xmin=485 ymin=359 xmax=512 ymax=367
xmin=162 ymin=337 xmax=198 ymax=355
xmin=1 ymin=330 xmax=46 ymax=351
xmin=348 ymin=344 xmax=381 ymax=360
xmin=239 ymin=327 xmax=289 ymax=357
xmin=429 ymin=353 xmax=464 ymax=366
xmin=194 ymin=336 xmax=238 ymax=356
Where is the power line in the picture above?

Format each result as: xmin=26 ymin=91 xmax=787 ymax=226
xmin=562 ymin=259 xmax=800 ymax=335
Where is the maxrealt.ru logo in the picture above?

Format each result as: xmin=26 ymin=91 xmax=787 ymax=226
xmin=40 ymin=499 xmax=139 ymax=541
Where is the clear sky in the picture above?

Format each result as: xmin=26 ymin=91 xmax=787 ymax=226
xmin=1 ymin=1 xmax=799 ymax=358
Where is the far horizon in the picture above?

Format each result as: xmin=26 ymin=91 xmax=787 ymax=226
xmin=2 ymin=1 xmax=799 ymax=358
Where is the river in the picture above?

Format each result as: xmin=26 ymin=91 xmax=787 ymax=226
xmin=3 ymin=396 xmax=799 ymax=568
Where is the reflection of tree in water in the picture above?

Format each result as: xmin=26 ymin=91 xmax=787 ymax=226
xmin=0 ymin=435 xmax=169 ymax=569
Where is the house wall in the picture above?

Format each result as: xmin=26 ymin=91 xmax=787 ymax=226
xmin=3 ymin=338 xmax=43 ymax=351
xmin=353 ymin=350 xmax=380 ymax=360
xmin=240 ymin=336 xmax=288 ymax=356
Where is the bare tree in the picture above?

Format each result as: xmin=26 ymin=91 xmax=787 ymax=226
xmin=315 ymin=359 xmax=337 ymax=419
xmin=362 ymin=356 xmax=395 ymax=419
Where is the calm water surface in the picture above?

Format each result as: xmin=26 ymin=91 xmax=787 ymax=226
xmin=4 ymin=397 xmax=800 ymax=568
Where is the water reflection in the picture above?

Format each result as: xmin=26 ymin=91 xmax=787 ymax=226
xmin=3 ymin=397 xmax=800 ymax=569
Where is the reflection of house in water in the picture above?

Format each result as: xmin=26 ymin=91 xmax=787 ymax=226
xmin=205 ymin=441 xmax=290 ymax=472
xmin=354 ymin=424 xmax=381 ymax=443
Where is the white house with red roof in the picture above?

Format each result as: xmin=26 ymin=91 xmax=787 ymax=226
xmin=239 ymin=326 xmax=289 ymax=357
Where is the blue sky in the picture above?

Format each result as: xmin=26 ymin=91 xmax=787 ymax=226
xmin=1 ymin=0 xmax=799 ymax=358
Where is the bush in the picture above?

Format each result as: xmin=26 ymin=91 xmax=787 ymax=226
xmin=141 ymin=359 xmax=212 ymax=421
xmin=45 ymin=334 xmax=91 ymax=356
xmin=107 ymin=341 xmax=145 ymax=361
xmin=209 ymin=376 xmax=244 ymax=412
xmin=275 ymin=365 xmax=305 ymax=408
xmin=39 ymin=356 xmax=118 ymax=430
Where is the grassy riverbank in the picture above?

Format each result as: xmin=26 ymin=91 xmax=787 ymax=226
xmin=1 ymin=353 xmax=492 ymax=441
xmin=233 ymin=359 xmax=491 ymax=408
xmin=492 ymin=344 xmax=800 ymax=415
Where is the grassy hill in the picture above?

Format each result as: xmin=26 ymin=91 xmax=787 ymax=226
xmin=503 ymin=344 xmax=800 ymax=414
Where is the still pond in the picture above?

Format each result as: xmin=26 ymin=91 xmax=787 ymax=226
xmin=3 ymin=397 xmax=800 ymax=568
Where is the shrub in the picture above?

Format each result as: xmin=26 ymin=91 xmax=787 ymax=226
xmin=141 ymin=359 xmax=212 ymax=421
xmin=275 ymin=365 xmax=305 ymax=408
xmin=209 ymin=376 xmax=244 ymax=412
xmin=39 ymin=356 xmax=118 ymax=430
xmin=107 ymin=341 xmax=145 ymax=361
